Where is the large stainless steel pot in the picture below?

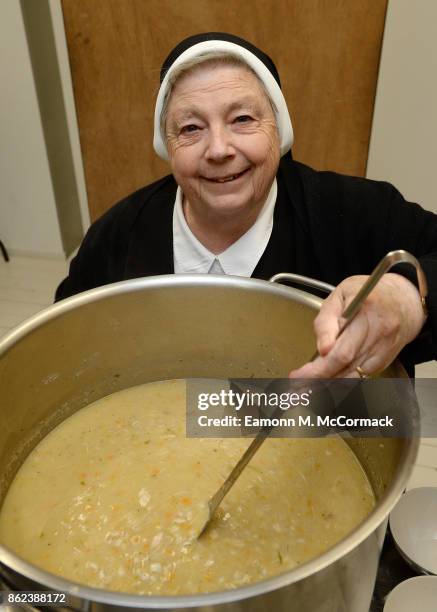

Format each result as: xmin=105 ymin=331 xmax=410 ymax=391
xmin=0 ymin=275 xmax=419 ymax=612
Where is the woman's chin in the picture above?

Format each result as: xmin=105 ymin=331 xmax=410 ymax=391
xmin=196 ymin=185 xmax=264 ymax=219
xmin=203 ymin=197 xmax=261 ymax=221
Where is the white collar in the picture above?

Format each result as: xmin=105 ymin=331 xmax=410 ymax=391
xmin=173 ymin=179 xmax=277 ymax=276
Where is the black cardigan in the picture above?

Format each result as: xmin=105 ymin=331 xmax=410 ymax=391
xmin=56 ymin=157 xmax=437 ymax=371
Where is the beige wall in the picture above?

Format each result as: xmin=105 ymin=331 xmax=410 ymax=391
xmin=367 ymin=0 xmax=437 ymax=214
xmin=50 ymin=0 xmax=89 ymax=236
xmin=0 ymin=0 xmax=88 ymax=258
xmin=0 ymin=0 xmax=63 ymax=257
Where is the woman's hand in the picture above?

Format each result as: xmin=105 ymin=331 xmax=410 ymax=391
xmin=288 ymin=273 xmax=427 ymax=379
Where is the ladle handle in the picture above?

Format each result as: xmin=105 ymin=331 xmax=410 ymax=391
xmin=270 ymin=249 xmax=428 ymax=359
xmin=339 ymin=250 xmax=428 ymax=324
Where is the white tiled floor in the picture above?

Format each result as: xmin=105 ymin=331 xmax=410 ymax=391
xmin=1 ymin=255 xmax=437 ymax=488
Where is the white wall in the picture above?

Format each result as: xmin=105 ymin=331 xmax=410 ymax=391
xmin=49 ymin=0 xmax=90 ymax=234
xmin=0 ymin=0 xmax=63 ymax=257
xmin=367 ymin=0 xmax=437 ymax=214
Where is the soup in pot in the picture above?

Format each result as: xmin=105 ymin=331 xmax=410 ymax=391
xmin=0 ymin=379 xmax=375 ymax=595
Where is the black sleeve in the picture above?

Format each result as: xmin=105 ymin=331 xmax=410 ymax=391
xmin=381 ymin=183 xmax=437 ymax=366
xmin=298 ymin=162 xmax=437 ymax=368
xmin=54 ymin=175 xmax=176 ymax=302
xmin=339 ymin=177 xmax=437 ymax=366
xmin=54 ymin=200 xmax=132 ymax=302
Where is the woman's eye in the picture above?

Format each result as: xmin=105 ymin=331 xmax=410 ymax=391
xmin=180 ymin=124 xmax=199 ymax=134
xmin=234 ymin=115 xmax=253 ymax=124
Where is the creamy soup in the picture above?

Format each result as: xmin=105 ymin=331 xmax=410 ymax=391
xmin=0 ymin=380 xmax=374 ymax=595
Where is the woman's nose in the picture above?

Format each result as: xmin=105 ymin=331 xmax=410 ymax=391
xmin=205 ymin=125 xmax=235 ymax=160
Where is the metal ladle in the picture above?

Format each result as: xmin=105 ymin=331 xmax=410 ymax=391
xmin=196 ymin=250 xmax=428 ymax=538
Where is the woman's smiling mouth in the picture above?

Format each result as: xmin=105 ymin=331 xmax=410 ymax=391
xmin=203 ymin=168 xmax=251 ymax=183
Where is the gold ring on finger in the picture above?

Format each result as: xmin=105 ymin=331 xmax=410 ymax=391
xmin=356 ymin=365 xmax=369 ymax=379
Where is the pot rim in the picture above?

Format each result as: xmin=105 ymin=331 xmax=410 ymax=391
xmin=0 ymin=274 xmax=323 ymax=355
xmin=0 ymin=274 xmax=420 ymax=607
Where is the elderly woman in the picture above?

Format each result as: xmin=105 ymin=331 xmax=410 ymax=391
xmin=56 ymin=33 xmax=437 ymax=378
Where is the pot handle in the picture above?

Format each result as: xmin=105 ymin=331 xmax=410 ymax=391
xmin=269 ymin=272 xmax=334 ymax=295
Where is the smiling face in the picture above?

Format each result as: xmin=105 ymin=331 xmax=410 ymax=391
xmin=165 ymin=62 xmax=280 ymax=225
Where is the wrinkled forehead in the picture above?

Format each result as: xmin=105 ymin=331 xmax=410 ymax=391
xmin=167 ymin=62 xmax=272 ymax=117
